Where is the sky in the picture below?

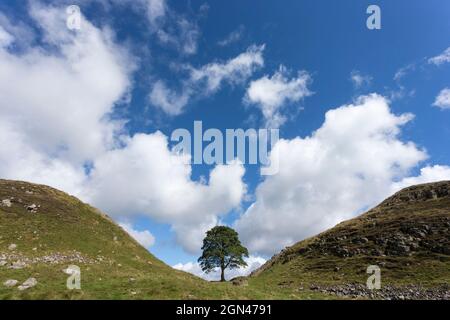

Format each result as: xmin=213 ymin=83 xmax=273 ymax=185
xmin=0 ymin=0 xmax=449 ymax=280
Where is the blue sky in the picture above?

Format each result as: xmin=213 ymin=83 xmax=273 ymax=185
xmin=0 ymin=0 xmax=449 ymax=279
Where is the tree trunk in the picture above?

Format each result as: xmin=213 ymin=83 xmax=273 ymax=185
xmin=220 ymin=267 xmax=225 ymax=282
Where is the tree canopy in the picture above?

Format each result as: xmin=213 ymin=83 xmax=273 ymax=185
xmin=198 ymin=226 xmax=249 ymax=281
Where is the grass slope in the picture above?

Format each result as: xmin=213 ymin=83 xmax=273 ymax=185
xmin=2 ymin=179 xmax=447 ymax=299
xmin=0 ymin=179 xmax=327 ymax=299
xmin=250 ymin=181 xmax=450 ymax=296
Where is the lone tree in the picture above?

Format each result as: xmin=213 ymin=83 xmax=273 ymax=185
xmin=198 ymin=226 xmax=249 ymax=282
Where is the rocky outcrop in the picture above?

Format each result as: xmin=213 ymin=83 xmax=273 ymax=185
xmin=309 ymin=283 xmax=450 ymax=300
xmin=381 ymin=181 xmax=450 ymax=207
xmin=251 ymin=181 xmax=450 ymax=277
xmin=0 ymin=251 xmax=98 ymax=269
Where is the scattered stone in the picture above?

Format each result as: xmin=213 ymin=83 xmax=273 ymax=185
xmin=309 ymin=283 xmax=450 ymax=300
xmin=18 ymin=278 xmax=37 ymax=291
xmin=231 ymin=277 xmax=248 ymax=287
xmin=26 ymin=204 xmax=38 ymax=213
xmin=1 ymin=199 xmax=12 ymax=207
xmin=8 ymin=243 xmax=17 ymax=251
xmin=3 ymin=279 xmax=18 ymax=287
xmin=0 ymin=260 xmax=7 ymax=267
xmin=10 ymin=261 xmax=27 ymax=269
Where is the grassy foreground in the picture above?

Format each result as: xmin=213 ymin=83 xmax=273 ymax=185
xmin=0 ymin=179 xmax=328 ymax=300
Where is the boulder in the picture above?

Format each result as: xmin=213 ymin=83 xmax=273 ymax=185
xmin=18 ymin=278 xmax=37 ymax=291
xmin=1 ymin=199 xmax=12 ymax=207
xmin=3 ymin=279 xmax=18 ymax=287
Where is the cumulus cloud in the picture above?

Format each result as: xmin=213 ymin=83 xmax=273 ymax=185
xmin=391 ymin=165 xmax=450 ymax=192
xmin=119 ymin=222 xmax=156 ymax=248
xmin=85 ymin=134 xmax=247 ymax=253
xmin=173 ymin=255 xmax=266 ymax=281
xmin=433 ymin=88 xmax=450 ymax=110
xmin=428 ymin=47 xmax=450 ymax=65
xmin=245 ymin=66 xmax=312 ymax=127
xmin=350 ymin=70 xmax=372 ymax=88
xmin=235 ymin=94 xmax=430 ymax=255
xmin=0 ymin=4 xmax=246 ymax=254
xmin=0 ymin=4 xmax=133 ymax=164
xmin=150 ymin=45 xmax=265 ymax=115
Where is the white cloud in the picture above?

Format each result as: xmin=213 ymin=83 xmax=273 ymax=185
xmin=350 ymin=70 xmax=372 ymax=88
xmin=90 ymin=0 xmax=197 ymax=55
xmin=0 ymin=4 xmax=246 ymax=254
xmin=84 ymin=133 xmax=246 ymax=253
xmin=173 ymin=255 xmax=266 ymax=281
xmin=119 ymin=222 xmax=155 ymax=248
xmin=0 ymin=12 xmax=35 ymax=49
xmin=156 ymin=17 xmax=200 ymax=55
xmin=149 ymin=81 xmax=191 ymax=115
xmin=150 ymin=45 xmax=265 ymax=115
xmin=393 ymin=63 xmax=416 ymax=82
xmin=235 ymin=94 xmax=431 ymax=255
xmin=245 ymin=65 xmax=312 ymax=127
xmin=217 ymin=25 xmax=244 ymax=47
xmin=146 ymin=0 xmax=167 ymax=24
xmin=87 ymin=0 xmax=167 ymax=25
xmin=0 ymin=4 xmax=133 ymax=163
xmin=433 ymin=88 xmax=450 ymax=110
xmin=0 ymin=25 xmax=13 ymax=48
xmin=428 ymin=47 xmax=450 ymax=65
xmin=391 ymin=165 xmax=450 ymax=192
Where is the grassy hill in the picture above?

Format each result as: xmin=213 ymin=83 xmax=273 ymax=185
xmin=1 ymin=179 xmax=449 ymax=299
xmin=248 ymin=181 xmax=450 ymax=299
xmin=0 ymin=179 xmax=327 ymax=299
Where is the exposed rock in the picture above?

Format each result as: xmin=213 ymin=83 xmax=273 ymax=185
xmin=231 ymin=277 xmax=248 ymax=287
xmin=26 ymin=204 xmax=38 ymax=213
xmin=1 ymin=199 xmax=12 ymax=207
xmin=310 ymin=283 xmax=450 ymax=300
xmin=382 ymin=181 xmax=450 ymax=206
xmin=10 ymin=260 xmax=27 ymax=269
xmin=3 ymin=279 xmax=18 ymax=287
xmin=8 ymin=243 xmax=17 ymax=251
xmin=18 ymin=278 xmax=37 ymax=291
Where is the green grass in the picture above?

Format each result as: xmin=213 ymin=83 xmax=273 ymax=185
xmin=0 ymin=179 xmax=331 ymax=300
xmin=250 ymin=182 xmax=450 ymax=291
xmin=1 ymin=179 xmax=448 ymax=300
